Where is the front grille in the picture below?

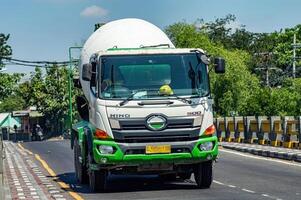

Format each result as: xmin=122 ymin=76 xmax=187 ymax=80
xmin=118 ymin=117 xmax=196 ymax=130
xmin=120 ymin=135 xmax=197 ymax=143
xmin=112 ymin=117 xmax=200 ymax=143
xmin=113 ymin=127 xmax=200 ymax=143
xmin=121 ymin=123 xmax=193 ymax=130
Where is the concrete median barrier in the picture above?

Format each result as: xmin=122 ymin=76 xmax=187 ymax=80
xmin=215 ymin=116 xmax=301 ymax=149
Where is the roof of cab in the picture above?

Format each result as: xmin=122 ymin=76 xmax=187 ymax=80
xmin=96 ymin=48 xmax=206 ymax=56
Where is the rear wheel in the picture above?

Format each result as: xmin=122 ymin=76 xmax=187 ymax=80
xmin=194 ymin=161 xmax=213 ymax=188
xmin=74 ymin=138 xmax=88 ymax=184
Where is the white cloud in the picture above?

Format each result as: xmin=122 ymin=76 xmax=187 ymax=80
xmin=80 ymin=5 xmax=108 ymax=18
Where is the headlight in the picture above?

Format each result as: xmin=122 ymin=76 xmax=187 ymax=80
xmin=98 ymin=145 xmax=114 ymax=154
xmin=199 ymin=142 xmax=214 ymax=151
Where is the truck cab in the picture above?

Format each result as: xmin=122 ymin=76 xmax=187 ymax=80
xmin=72 ymin=47 xmax=225 ymax=192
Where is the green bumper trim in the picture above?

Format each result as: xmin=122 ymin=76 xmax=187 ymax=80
xmin=93 ymin=136 xmax=218 ymax=165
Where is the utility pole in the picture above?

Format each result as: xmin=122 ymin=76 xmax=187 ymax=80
xmin=68 ymin=47 xmax=82 ymax=132
xmin=293 ymin=34 xmax=296 ymax=78
xmin=254 ymin=52 xmax=276 ymax=87
xmin=292 ymin=33 xmax=301 ymax=78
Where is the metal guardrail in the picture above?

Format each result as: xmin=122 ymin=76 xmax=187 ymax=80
xmin=215 ymin=116 xmax=301 ymax=148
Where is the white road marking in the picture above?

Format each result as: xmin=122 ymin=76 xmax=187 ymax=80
xmin=213 ymin=180 xmax=283 ymax=199
xmin=262 ymin=194 xmax=283 ymax=200
xmin=220 ymin=149 xmax=301 ymax=167
xmin=242 ymin=188 xmax=255 ymax=193
xmin=213 ymin=180 xmax=225 ymax=185
xmin=227 ymin=184 xmax=236 ymax=188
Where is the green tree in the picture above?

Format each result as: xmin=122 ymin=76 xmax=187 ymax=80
xmin=199 ymin=14 xmax=236 ymax=48
xmin=0 ymin=33 xmax=12 ymax=69
xmin=165 ymin=22 xmax=261 ymax=116
xmin=17 ymin=81 xmax=32 ymax=108
xmin=0 ymin=73 xmax=23 ymax=101
xmin=24 ymin=66 xmax=80 ymax=135
xmin=0 ymin=95 xmax=25 ymax=112
xmin=0 ymin=33 xmax=25 ymax=110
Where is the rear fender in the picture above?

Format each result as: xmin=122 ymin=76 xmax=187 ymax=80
xmin=72 ymin=126 xmax=88 ymax=165
xmin=72 ymin=121 xmax=96 ymax=165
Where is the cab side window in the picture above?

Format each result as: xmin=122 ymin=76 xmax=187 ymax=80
xmin=90 ymin=62 xmax=97 ymax=95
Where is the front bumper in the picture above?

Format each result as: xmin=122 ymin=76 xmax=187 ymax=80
xmin=92 ymin=136 xmax=218 ymax=166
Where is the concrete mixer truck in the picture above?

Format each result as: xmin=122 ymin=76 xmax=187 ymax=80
xmin=71 ymin=18 xmax=225 ymax=192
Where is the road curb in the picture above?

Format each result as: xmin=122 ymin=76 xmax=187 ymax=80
xmin=1 ymin=149 xmax=12 ymax=200
xmin=3 ymin=167 xmax=12 ymax=200
xmin=220 ymin=142 xmax=301 ymax=163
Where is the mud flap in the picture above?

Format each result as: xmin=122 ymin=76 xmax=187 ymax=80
xmin=84 ymin=127 xmax=94 ymax=158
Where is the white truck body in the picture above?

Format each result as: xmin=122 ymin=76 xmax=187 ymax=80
xmin=73 ymin=18 xmax=222 ymax=191
xmin=79 ymin=18 xmax=212 ymax=138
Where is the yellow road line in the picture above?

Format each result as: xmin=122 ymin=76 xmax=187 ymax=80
xmin=35 ymin=154 xmax=57 ymax=177
xmin=19 ymin=144 xmax=84 ymax=200
xmin=18 ymin=143 xmax=33 ymax=155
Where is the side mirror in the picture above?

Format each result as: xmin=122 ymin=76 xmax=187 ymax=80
xmin=214 ymin=57 xmax=225 ymax=74
xmin=82 ymin=63 xmax=92 ymax=81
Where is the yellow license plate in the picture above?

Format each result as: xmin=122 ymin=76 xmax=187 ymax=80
xmin=146 ymin=145 xmax=171 ymax=154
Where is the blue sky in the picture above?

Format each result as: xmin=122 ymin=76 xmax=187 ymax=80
xmin=1 ymin=0 xmax=301 ymax=74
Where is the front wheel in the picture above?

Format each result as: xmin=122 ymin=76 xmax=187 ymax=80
xmin=88 ymin=154 xmax=108 ymax=192
xmin=194 ymin=161 xmax=213 ymax=188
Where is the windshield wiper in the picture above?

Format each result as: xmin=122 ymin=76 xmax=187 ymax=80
xmin=119 ymin=90 xmax=194 ymax=106
xmin=119 ymin=89 xmax=158 ymax=106
xmin=168 ymin=94 xmax=192 ymax=105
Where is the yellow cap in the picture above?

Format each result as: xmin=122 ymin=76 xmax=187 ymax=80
xmin=159 ymin=84 xmax=174 ymax=95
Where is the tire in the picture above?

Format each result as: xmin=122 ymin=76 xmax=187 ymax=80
xmin=178 ymin=172 xmax=192 ymax=180
xmin=74 ymin=138 xmax=88 ymax=184
xmin=88 ymin=154 xmax=107 ymax=192
xmin=89 ymin=169 xmax=108 ymax=192
xmin=194 ymin=161 xmax=213 ymax=189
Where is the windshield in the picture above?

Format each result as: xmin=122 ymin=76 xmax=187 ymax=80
xmin=99 ymin=53 xmax=209 ymax=100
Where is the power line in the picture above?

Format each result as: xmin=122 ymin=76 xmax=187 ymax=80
xmin=3 ymin=61 xmax=50 ymax=68
xmin=0 ymin=57 xmax=78 ymax=65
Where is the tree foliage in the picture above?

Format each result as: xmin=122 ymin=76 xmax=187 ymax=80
xmin=165 ymin=18 xmax=301 ymax=117
xmin=0 ymin=73 xmax=23 ymax=101
xmin=16 ymin=66 xmax=80 ymax=134
xmin=0 ymin=95 xmax=25 ymax=112
xmin=166 ymin=22 xmax=261 ymax=116
xmin=0 ymin=33 xmax=12 ymax=69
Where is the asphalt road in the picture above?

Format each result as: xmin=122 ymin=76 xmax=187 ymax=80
xmin=23 ymin=140 xmax=301 ymax=200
